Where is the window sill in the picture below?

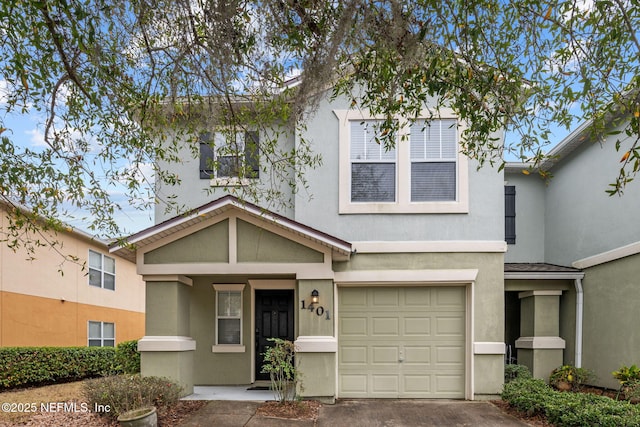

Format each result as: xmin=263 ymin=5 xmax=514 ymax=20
xmin=212 ymin=345 xmax=246 ymax=353
xmin=209 ymin=177 xmax=254 ymax=187
xmin=339 ymin=200 xmax=469 ymax=214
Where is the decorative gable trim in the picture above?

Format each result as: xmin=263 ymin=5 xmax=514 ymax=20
xmin=572 ymin=240 xmax=640 ymax=269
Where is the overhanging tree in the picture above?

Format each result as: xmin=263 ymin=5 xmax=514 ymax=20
xmin=1 ymin=0 xmax=639 ymax=252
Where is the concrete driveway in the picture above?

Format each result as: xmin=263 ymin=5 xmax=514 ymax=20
xmin=178 ymin=399 xmax=529 ymax=426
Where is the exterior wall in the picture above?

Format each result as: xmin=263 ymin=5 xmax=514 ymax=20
xmin=0 ymin=209 xmax=145 ymax=346
xmin=295 ymin=93 xmax=506 ymax=242
xmin=544 ymin=123 xmax=640 ymax=266
xmin=154 ymin=128 xmax=295 ymax=224
xmin=504 ymin=171 xmax=546 ymax=263
xmin=577 ymin=253 xmax=640 ymax=390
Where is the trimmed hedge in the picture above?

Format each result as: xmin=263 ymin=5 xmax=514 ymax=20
xmin=0 ymin=343 xmax=142 ymax=389
xmin=502 ymin=378 xmax=640 ymax=426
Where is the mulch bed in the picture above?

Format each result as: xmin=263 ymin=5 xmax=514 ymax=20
xmin=256 ymin=400 xmax=321 ymax=421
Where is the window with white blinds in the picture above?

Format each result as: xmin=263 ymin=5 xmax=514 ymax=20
xmin=350 ymin=120 xmax=397 ymax=202
xmin=409 ymin=119 xmax=457 ymax=201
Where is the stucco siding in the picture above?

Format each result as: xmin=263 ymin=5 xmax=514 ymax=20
xmin=295 ymin=93 xmax=505 ymax=242
xmin=579 ymin=253 xmax=640 ymax=390
xmin=144 ymin=220 xmax=229 ymax=264
xmin=544 ymin=124 xmax=640 ymax=266
xmin=0 ymin=291 xmax=144 ymax=346
xmin=504 ymin=172 xmax=546 ymax=263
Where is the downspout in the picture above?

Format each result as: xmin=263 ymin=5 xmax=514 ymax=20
xmin=574 ymin=277 xmax=584 ymax=368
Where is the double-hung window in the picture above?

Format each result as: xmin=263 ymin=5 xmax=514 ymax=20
xmin=88 ymin=321 xmax=115 ymax=347
xmin=88 ymin=250 xmax=115 ymax=290
xmin=199 ymin=131 xmax=259 ymax=185
xmin=212 ymin=284 xmax=245 ymax=353
xmin=336 ymin=108 xmax=468 ymax=213
xmin=350 ymin=120 xmax=397 ymax=202
xmin=410 ymin=119 xmax=457 ymax=201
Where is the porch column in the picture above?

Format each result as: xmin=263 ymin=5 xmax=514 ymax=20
xmin=295 ymin=279 xmax=336 ymax=403
xmin=516 ymin=290 xmax=565 ymax=381
xmin=138 ymin=276 xmax=195 ymax=396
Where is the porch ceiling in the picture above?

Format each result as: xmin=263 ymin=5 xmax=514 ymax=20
xmin=109 ymin=195 xmax=353 ymax=263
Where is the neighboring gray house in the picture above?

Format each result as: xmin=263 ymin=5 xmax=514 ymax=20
xmin=504 ymin=113 xmax=640 ymax=390
xmin=110 ymin=91 xmax=507 ymax=401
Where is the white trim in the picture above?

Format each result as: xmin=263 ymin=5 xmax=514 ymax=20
xmin=294 ymin=336 xmax=337 ymax=353
xmin=504 ymin=272 xmax=584 ymax=280
xmin=334 ymin=108 xmax=469 ymax=215
xmin=212 ymin=345 xmax=246 ymax=353
xmin=142 ymin=275 xmax=193 ymax=286
xmin=353 ymin=241 xmax=507 ymax=253
xmin=518 ymin=290 xmax=563 ymax=299
xmin=248 ymin=279 xmax=296 ymax=289
xmin=473 ymin=342 xmax=506 ymax=355
xmin=137 ymin=336 xmax=196 ymax=352
xmin=572 ymin=240 xmax=640 ymax=269
xmin=137 ymin=262 xmax=334 ymax=277
xmin=334 ymin=269 xmax=478 ymax=285
xmin=515 ymin=336 xmax=566 ymax=350
xmin=212 ymin=284 xmax=246 ymax=291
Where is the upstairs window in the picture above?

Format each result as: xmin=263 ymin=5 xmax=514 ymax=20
xmin=89 ymin=250 xmax=115 ymax=290
xmin=350 ymin=120 xmax=397 ymax=202
xmin=410 ymin=119 xmax=457 ymax=201
xmin=336 ymin=108 xmax=469 ymax=214
xmin=199 ymin=131 xmax=259 ymax=183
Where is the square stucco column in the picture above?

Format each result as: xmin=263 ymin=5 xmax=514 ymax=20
xmin=138 ymin=277 xmax=195 ymax=396
xmin=294 ymin=279 xmax=336 ymax=402
xmin=516 ymin=291 xmax=565 ymax=382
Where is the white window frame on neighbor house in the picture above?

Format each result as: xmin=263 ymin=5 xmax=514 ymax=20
xmin=212 ymin=284 xmax=246 ymax=353
xmin=88 ymin=321 xmax=115 ymax=347
xmin=334 ymin=108 xmax=469 ymax=214
xmin=199 ymin=131 xmax=260 ymax=187
xmin=88 ymin=250 xmax=115 ymax=290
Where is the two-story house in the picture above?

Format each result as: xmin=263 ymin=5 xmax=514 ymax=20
xmin=110 ymin=91 xmax=508 ymax=401
xmin=0 ymin=203 xmax=145 ymax=347
xmin=504 ymin=111 xmax=640 ymax=391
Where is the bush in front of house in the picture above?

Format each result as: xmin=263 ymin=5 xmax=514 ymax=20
xmin=0 ymin=346 xmax=116 ymax=389
xmin=504 ymin=364 xmax=532 ymax=383
xmin=112 ymin=340 xmax=141 ymax=374
xmin=502 ymin=378 xmax=640 ymax=426
xmin=83 ymin=375 xmax=182 ymax=418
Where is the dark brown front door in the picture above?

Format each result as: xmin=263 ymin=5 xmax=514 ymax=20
xmin=255 ymin=289 xmax=294 ymax=380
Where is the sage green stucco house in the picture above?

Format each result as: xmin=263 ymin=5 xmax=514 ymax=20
xmin=109 ymin=90 xmax=639 ymax=400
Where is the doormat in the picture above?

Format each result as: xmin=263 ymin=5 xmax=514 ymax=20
xmin=247 ymin=386 xmax=271 ymax=390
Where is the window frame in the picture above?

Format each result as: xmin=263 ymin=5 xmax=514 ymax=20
xmin=87 ymin=321 xmax=115 ymax=347
xmin=88 ymin=250 xmax=116 ymax=290
xmin=335 ymin=108 xmax=469 ymax=214
xmin=212 ymin=284 xmax=246 ymax=353
xmin=199 ymin=131 xmax=260 ymax=187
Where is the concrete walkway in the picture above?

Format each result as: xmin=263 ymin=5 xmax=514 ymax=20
xmin=178 ymin=392 xmax=529 ymax=427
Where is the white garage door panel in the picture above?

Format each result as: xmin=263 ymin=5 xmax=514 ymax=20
xmin=338 ymin=287 xmax=466 ymax=398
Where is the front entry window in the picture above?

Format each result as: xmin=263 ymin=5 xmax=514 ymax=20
xmin=212 ymin=284 xmax=245 ymax=353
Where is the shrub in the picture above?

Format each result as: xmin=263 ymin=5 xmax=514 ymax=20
xmin=502 ymin=378 xmax=640 ymax=426
xmin=504 ymin=364 xmax=532 ymax=383
xmin=261 ymin=338 xmax=300 ymax=403
xmin=0 ymin=347 xmax=116 ymax=389
xmin=549 ymin=365 xmax=594 ymax=390
xmin=83 ymin=375 xmax=182 ymax=418
xmin=112 ymin=340 xmax=140 ymax=374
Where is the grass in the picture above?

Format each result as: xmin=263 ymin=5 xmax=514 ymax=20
xmin=0 ymin=381 xmax=86 ymax=424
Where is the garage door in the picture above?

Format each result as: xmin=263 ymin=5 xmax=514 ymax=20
xmin=338 ymin=286 xmax=466 ymax=398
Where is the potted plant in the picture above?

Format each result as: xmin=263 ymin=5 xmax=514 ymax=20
xmin=612 ymin=364 xmax=640 ymax=401
xmin=117 ymin=406 xmax=157 ymax=427
xmin=549 ymin=365 xmax=593 ymax=391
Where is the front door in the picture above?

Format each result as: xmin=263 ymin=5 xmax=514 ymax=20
xmin=255 ymin=289 xmax=295 ymax=380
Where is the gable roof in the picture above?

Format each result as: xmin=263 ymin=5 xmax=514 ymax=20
xmin=109 ymin=195 xmax=353 ymax=262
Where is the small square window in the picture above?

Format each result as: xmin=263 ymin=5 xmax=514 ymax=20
xmin=88 ymin=250 xmax=116 ymax=290
xmin=88 ymin=321 xmax=115 ymax=347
